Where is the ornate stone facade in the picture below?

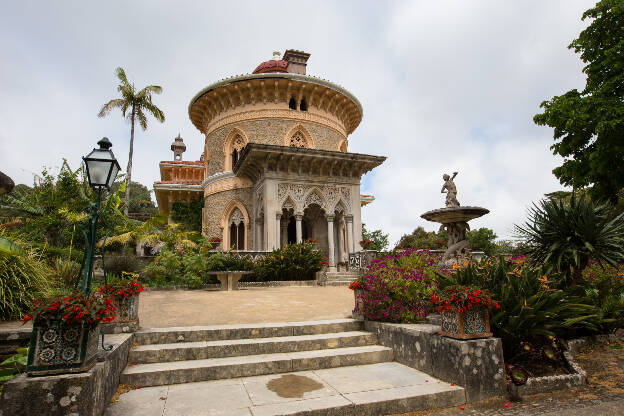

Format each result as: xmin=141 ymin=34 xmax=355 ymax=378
xmin=204 ymin=119 xmax=346 ymax=177
xmin=155 ymin=49 xmax=385 ymax=270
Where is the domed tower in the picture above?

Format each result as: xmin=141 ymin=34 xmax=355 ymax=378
xmin=189 ymin=49 xmax=385 ymax=269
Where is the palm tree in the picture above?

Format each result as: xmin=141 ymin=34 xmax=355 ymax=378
xmin=98 ymin=67 xmax=165 ymax=216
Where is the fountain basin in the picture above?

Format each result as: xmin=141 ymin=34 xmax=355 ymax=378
xmin=421 ymin=206 xmax=489 ymax=224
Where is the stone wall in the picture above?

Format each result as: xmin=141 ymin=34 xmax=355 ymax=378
xmin=0 ymin=333 xmax=132 ymax=416
xmin=205 ymin=119 xmax=346 ymax=176
xmin=203 ymin=187 xmax=254 ymax=246
xmin=364 ymin=321 xmax=506 ymax=402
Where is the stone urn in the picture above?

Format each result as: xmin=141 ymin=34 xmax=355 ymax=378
xmin=440 ymin=308 xmax=493 ymax=340
xmin=27 ymin=321 xmax=99 ymax=376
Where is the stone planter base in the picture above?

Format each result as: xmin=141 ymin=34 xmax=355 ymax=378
xmin=108 ymin=293 xmax=140 ymax=332
xmin=352 ymin=289 xmax=364 ymax=320
xmin=440 ymin=309 xmax=492 ymax=339
xmin=27 ymin=323 xmax=99 ymax=376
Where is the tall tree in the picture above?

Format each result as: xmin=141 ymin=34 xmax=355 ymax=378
xmin=534 ymin=0 xmax=624 ymax=203
xmin=98 ymin=67 xmax=165 ymax=216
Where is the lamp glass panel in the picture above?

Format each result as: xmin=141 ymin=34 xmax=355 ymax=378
xmin=106 ymin=163 xmax=119 ymax=188
xmin=85 ymin=148 xmax=114 ymax=161
xmin=86 ymin=160 xmax=112 ymax=186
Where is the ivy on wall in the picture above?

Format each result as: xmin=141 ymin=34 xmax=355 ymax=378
xmin=170 ymin=199 xmax=203 ymax=232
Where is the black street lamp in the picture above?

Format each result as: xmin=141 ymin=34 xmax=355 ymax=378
xmin=76 ymin=138 xmax=120 ymax=294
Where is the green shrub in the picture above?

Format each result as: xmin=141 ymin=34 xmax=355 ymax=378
xmin=576 ymin=260 xmax=624 ymax=333
xmin=515 ymin=196 xmax=624 ymax=284
xmin=254 ymin=242 xmax=323 ymax=281
xmin=0 ymin=242 xmax=55 ymax=320
xmin=51 ymin=258 xmax=81 ymax=289
xmin=438 ymin=257 xmax=601 ymax=357
xmin=143 ymin=249 xmax=183 ymax=286
xmin=353 ymin=249 xmax=440 ymax=323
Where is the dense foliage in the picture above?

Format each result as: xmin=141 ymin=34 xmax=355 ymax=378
xmin=515 ymin=196 xmax=624 ymax=284
xmin=353 ymin=249 xmax=441 ymax=323
xmin=465 ymin=228 xmax=497 ymax=256
xmin=254 ymin=242 xmax=324 ymax=281
xmin=437 ymin=257 xmax=620 ymax=357
xmin=396 ymin=226 xmax=447 ymax=250
xmin=361 ymin=224 xmax=389 ymax=251
xmin=534 ymin=0 xmax=624 ymax=202
xmin=170 ymin=199 xmax=203 ymax=232
xmin=0 ymin=238 xmax=55 ymax=320
xmin=110 ymin=181 xmax=157 ymax=215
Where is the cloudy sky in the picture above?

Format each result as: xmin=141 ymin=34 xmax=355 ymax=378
xmin=0 ymin=0 xmax=594 ymax=245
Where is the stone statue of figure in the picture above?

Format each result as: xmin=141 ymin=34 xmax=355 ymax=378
xmin=441 ymin=172 xmax=460 ymax=207
xmin=439 ymin=221 xmax=470 ymax=260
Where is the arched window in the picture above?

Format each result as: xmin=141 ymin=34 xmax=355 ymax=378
xmin=289 ymin=131 xmax=309 ymax=148
xmin=289 ymin=97 xmax=297 ymax=110
xmin=300 ymin=98 xmax=307 ymax=111
xmin=230 ymin=134 xmax=246 ymax=170
xmin=229 ymin=208 xmax=245 ymax=250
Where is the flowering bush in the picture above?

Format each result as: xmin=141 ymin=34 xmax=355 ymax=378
xmin=359 ymin=239 xmax=374 ymax=250
xmin=254 ymin=242 xmax=324 ymax=281
xmin=22 ymin=292 xmax=116 ymax=329
xmin=353 ymin=249 xmax=441 ymax=323
xmin=98 ymin=279 xmax=145 ymax=298
xmin=430 ymin=285 xmax=500 ymax=313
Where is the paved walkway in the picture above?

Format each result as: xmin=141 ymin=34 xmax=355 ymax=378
xmin=139 ymin=286 xmax=354 ymax=328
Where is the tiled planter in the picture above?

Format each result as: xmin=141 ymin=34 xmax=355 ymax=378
xmin=27 ymin=321 xmax=99 ymax=376
xmin=113 ymin=293 xmax=140 ymax=323
xmin=440 ymin=308 xmax=492 ymax=339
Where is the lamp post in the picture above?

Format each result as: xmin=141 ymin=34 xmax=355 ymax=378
xmin=76 ymin=137 xmax=120 ymax=294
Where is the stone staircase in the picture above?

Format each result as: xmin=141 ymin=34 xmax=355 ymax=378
xmin=111 ymin=319 xmax=465 ymax=415
xmin=322 ymin=270 xmax=360 ymax=286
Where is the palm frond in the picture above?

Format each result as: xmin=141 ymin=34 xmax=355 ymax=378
xmin=97 ymin=99 xmax=126 ymax=117
xmin=143 ymin=101 xmax=165 ymax=123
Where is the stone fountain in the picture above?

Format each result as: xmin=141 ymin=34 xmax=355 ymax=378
xmin=421 ymin=172 xmax=489 ymax=263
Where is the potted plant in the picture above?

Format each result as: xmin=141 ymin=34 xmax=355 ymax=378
xmin=359 ymin=239 xmax=374 ymax=250
xmin=97 ymin=273 xmax=145 ymax=330
xmin=430 ymin=285 xmax=499 ymax=339
xmin=22 ymin=292 xmax=116 ymax=375
xmin=348 ymin=279 xmax=364 ymax=319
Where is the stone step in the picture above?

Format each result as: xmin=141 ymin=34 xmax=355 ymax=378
xmin=134 ymin=318 xmax=363 ymax=345
xmin=129 ymin=331 xmax=378 ymax=364
xmin=120 ymin=345 xmax=394 ymax=387
xmin=106 ymin=363 xmax=465 ymax=416
xmin=321 ymin=280 xmax=355 ymax=286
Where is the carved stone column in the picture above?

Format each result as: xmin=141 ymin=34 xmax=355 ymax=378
xmin=346 ymin=215 xmax=354 ymax=254
xmin=280 ymin=219 xmax=288 ymax=247
xmin=326 ymin=214 xmax=335 ymax=271
xmin=295 ymin=213 xmax=303 ymax=243
xmin=255 ymin=218 xmax=263 ymax=250
xmin=336 ymin=217 xmax=344 ymax=263
xmin=275 ymin=213 xmax=282 ymax=249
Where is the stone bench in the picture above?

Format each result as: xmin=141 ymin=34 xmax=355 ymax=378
xmin=206 ymin=271 xmax=253 ymax=290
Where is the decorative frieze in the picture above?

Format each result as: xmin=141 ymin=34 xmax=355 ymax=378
xmin=277 ymin=183 xmax=351 ymax=213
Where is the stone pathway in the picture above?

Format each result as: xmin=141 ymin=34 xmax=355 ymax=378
xmin=139 ymin=286 xmax=354 ymax=327
xmin=106 ymin=362 xmax=463 ymax=416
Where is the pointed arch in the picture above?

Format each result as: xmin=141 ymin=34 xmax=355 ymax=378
xmin=223 ymin=128 xmax=249 ymax=171
xmin=220 ymin=199 xmax=250 ymax=250
xmin=283 ymin=124 xmax=315 ymax=149
xmin=282 ymin=196 xmax=296 ymax=213
xmin=303 ymin=188 xmax=326 ymax=211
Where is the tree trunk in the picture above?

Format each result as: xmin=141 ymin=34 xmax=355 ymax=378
xmin=124 ymin=106 xmax=135 ymax=217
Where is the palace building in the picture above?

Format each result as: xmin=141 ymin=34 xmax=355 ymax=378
xmin=154 ymin=49 xmax=385 ymax=271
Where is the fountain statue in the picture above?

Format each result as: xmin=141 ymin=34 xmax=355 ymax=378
xmin=421 ymin=172 xmax=489 ymax=263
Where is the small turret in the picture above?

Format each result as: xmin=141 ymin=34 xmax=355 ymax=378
xmin=171 ymin=134 xmax=186 ymax=161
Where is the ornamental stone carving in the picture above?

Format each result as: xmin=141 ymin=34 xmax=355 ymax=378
xmin=229 ymin=208 xmax=244 ymax=225
xmin=289 ymin=131 xmax=308 ymax=148
xmin=277 ymin=183 xmax=351 ymax=213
